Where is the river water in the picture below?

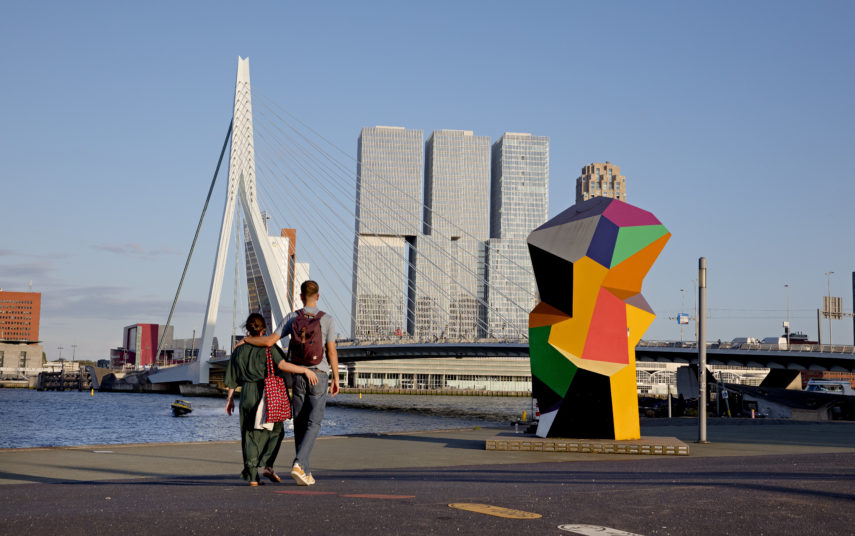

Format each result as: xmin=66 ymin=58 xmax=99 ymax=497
xmin=0 ymin=389 xmax=532 ymax=449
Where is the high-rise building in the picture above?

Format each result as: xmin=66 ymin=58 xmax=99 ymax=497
xmin=487 ymin=133 xmax=549 ymax=338
xmin=351 ymin=126 xmax=547 ymax=342
xmin=355 ymin=126 xmax=423 ymax=235
xmin=0 ymin=289 xmax=43 ymax=369
xmin=413 ymin=130 xmax=491 ymax=339
xmin=423 ymin=130 xmax=491 ymax=239
xmin=352 ymin=235 xmax=408 ymax=339
xmin=352 ymin=126 xmax=423 ymax=339
xmin=292 ymin=261 xmax=311 ymax=310
xmin=407 ymin=235 xmax=487 ymax=339
xmin=0 ymin=290 xmax=41 ymax=343
xmin=244 ymin=215 xmax=301 ymax=330
xmin=575 ymin=162 xmax=626 ymax=203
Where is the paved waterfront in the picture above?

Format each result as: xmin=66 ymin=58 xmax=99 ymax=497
xmin=1 ymin=421 xmax=854 ymax=535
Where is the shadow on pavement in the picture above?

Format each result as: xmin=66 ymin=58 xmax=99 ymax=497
xmin=346 ymin=432 xmax=486 ymax=450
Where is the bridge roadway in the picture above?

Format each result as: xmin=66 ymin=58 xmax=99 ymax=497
xmin=333 ymin=340 xmax=855 ymax=372
xmin=184 ymin=340 xmax=855 ymax=384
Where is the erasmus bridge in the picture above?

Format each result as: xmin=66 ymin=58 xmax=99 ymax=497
xmin=148 ymin=56 xmax=536 ymax=386
xmin=148 ymin=58 xmax=855 ymax=388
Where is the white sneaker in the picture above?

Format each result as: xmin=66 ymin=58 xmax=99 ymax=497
xmin=290 ymin=463 xmax=310 ymax=486
xmin=307 ymin=473 xmax=315 ymax=486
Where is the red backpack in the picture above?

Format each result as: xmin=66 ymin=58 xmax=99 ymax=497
xmin=288 ymin=309 xmax=326 ymax=366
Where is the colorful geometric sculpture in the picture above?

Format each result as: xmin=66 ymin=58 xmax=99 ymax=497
xmin=527 ymin=197 xmax=670 ymax=440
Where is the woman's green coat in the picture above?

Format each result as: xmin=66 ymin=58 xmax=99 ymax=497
xmin=224 ymin=344 xmax=288 ymax=482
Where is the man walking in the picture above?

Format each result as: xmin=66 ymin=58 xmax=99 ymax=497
xmin=241 ymin=280 xmax=339 ymax=485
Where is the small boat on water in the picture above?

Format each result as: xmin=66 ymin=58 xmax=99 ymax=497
xmin=171 ymin=399 xmax=193 ymax=417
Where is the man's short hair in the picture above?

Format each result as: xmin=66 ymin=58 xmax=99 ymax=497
xmin=301 ymin=280 xmax=319 ymax=297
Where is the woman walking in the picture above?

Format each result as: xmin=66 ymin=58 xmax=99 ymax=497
xmin=225 ymin=313 xmax=318 ymax=486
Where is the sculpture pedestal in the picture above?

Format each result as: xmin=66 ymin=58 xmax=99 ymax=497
xmin=485 ymin=433 xmax=689 ymax=456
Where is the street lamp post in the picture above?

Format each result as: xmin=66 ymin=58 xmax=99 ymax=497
xmin=680 ymin=288 xmax=686 ymax=343
xmin=692 ymin=278 xmax=698 ymax=340
xmin=57 ymin=347 xmax=65 ymax=391
xmin=698 ymin=258 xmax=708 ymax=443
xmin=784 ymin=284 xmax=791 ymax=345
xmin=825 ymin=271 xmax=834 ymax=346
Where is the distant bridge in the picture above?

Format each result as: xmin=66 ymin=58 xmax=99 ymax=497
xmin=171 ymin=340 xmax=855 ymax=392
xmin=332 ymin=340 xmax=855 ymax=373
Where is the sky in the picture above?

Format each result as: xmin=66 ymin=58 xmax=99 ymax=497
xmin=1 ymin=1 xmax=853 ymax=362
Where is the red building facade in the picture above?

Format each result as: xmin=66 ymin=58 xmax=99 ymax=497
xmin=0 ymin=290 xmax=41 ymax=343
xmin=110 ymin=323 xmax=173 ymax=369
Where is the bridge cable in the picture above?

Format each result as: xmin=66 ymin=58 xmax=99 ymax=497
xmin=252 ymin=90 xmax=536 ymax=283
xmin=251 ymin=107 xmax=528 ymax=336
xmin=153 ymin=120 xmax=233 ymax=368
xmin=251 ymin=104 xmax=528 ymax=339
xmin=252 ymin=117 xmax=519 ymax=338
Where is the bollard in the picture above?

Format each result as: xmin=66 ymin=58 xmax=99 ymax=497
xmin=522 ymin=410 xmax=527 ymax=422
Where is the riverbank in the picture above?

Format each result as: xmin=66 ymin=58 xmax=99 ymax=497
xmin=0 ymin=380 xmax=31 ymax=388
xmin=338 ymin=387 xmax=529 ymax=397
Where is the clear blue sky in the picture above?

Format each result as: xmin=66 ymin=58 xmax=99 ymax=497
xmin=1 ymin=1 xmax=853 ymax=361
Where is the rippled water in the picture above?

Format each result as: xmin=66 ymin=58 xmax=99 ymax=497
xmin=0 ymin=389 xmax=531 ymax=449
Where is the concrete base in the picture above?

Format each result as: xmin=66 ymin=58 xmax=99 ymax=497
xmin=485 ymin=433 xmax=690 ymax=456
xmin=179 ymin=383 xmax=225 ymax=397
xmin=0 ymin=380 xmax=31 ymax=388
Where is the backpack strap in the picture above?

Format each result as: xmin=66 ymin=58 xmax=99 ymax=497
xmin=299 ymin=309 xmax=324 ymax=320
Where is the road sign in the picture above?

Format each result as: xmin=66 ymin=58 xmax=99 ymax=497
xmin=823 ymin=296 xmax=842 ymax=319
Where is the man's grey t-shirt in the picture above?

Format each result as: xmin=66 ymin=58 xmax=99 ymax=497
xmin=276 ymin=307 xmax=334 ymax=374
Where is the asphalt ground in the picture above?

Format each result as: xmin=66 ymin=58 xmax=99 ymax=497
xmin=1 ymin=421 xmax=854 ymax=536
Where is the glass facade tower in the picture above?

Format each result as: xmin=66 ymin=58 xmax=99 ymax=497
xmin=413 ymin=130 xmax=491 ymax=339
xmin=352 ymin=235 xmax=408 ymax=339
xmin=423 ymin=130 xmax=491 ymax=239
xmin=244 ymin=215 xmax=298 ymax=331
xmin=487 ymin=133 xmax=549 ymax=338
xmin=408 ymin=235 xmax=487 ymax=340
xmin=355 ymin=126 xmax=423 ymax=235
xmin=351 ymin=126 xmax=547 ymax=342
xmin=352 ymin=126 xmax=423 ymax=339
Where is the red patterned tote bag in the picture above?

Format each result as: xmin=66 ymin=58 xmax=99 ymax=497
xmin=264 ymin=347 xmax=292 ymax=422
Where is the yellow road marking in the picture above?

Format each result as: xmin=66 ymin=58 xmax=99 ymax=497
xmin=449 ymin=503 xmax=541 ymax=519
xmin=558 ymin=524 xmax=644 ymax=535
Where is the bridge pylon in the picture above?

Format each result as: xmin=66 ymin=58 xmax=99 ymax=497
xmin=190 ymin=57 xmax=292 ymax=384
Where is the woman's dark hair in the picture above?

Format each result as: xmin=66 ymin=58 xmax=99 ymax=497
xmin=243 ymin=313 xmax=267 ymax=337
